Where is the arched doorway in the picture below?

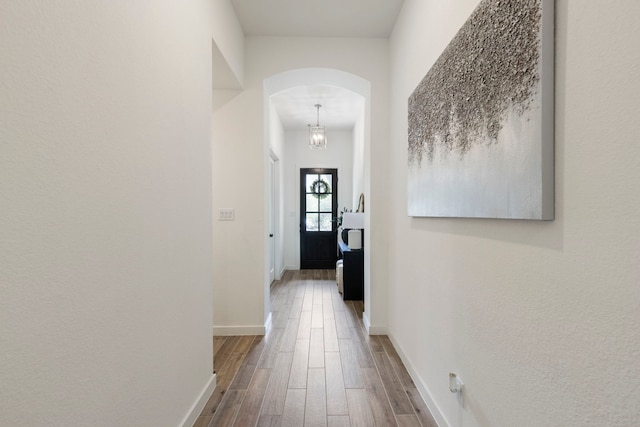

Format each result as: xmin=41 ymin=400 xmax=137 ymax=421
xmin=262 ymin=68 xmax=373 ymax=332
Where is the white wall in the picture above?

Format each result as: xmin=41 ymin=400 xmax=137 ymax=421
xmin=0 ymin=1 xmax=221 ymax=426
xmin=212 ymin=37 xmax=390 ymax=333
xmin=283 ymin=130 xmax=354 ymax=270
xmin=211 ymin=0 xmax=245 ymax=88
xmin=211 ymin=91 xmax=266 ymax=334
xmin=388 ymin=1 xmax=640 ymax=426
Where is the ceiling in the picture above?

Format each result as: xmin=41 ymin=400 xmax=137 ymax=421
xmin=230 ymin=0 xmax=405 ymax=38
xmin=231 ymin=0 xmax=404 ymax=131
xmin=270 ymin=85 xmax=364 ymax=131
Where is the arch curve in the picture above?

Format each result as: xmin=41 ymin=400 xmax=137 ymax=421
xmin=264 ymin=67 xmax=371 ymax=100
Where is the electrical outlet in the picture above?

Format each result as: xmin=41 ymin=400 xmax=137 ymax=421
xmin=449 ymin=372 xmax=464 ymax=406
xmin=218 ymin=208 xmax=235 ymax=221
xmin=449 ymin=372 xmax=463 ymax=393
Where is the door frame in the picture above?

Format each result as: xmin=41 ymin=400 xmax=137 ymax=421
xmin=268 ymin=156 xmax=276 ymax=283
xmin=299 ymin=168 xmax=338 ymax=269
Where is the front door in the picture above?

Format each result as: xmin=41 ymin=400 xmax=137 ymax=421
xmin=300 ymin=168 xmax=338 ymax=269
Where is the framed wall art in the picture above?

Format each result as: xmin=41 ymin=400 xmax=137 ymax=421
xmin=407 ymin=0 xmax=554 ymax=220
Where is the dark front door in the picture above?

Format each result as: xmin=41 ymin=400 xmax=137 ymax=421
xmin=300 ymin=168 xmax=338 ymax=269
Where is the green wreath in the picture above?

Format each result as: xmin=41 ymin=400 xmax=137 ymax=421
xmin=310 ymin=178 xmax=330 ymax=199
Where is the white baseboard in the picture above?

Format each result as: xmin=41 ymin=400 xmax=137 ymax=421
xmin=212 ymin=325 xmax=266 ymax=336
xmin=368 ymin=324 xmax=389 ymax=335
xmin=387 ymin=332 xmax=448 ymax=427
xmin=264 ymin=312 xmax=272 ymax=334
xmin=179 ymin=373 xmax=216 ymax=427
xmin=211 ymin=314 xmax=271 ymax=337
xmin=362 ymin=312 xmax=371 ymax=333
xmin=362 ymin=312 xmax=388 ymax=335
xmin=212 ymin=313 xmax=272 ymax=337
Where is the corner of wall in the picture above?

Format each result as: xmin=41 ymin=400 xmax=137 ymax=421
xmin=179 ymin=374 xmax=217 ymax=427
xmin=211 ymin=0 xmax=245 ymax=89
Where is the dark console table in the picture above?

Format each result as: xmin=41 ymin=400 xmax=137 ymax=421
xmin=338 ymin=241 xmax=364 ymax=301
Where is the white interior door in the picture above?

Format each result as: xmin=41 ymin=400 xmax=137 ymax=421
xmin=269 ymin=157 xmax=276 ymax=283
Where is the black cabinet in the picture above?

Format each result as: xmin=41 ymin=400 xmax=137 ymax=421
xmin=338 ymin=242 xmax=364 ymax=301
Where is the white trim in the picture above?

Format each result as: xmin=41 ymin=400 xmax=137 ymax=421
xmin=264 ymin=312 xmax=273 ymax=334
xmin=213 ymin=313 xmax=272 ymax=336
xmin=362 ymin=312 xmax=388 ymax=335
xmin=367 ymin=325 xmax=389 ymax=335
xmin=387 ymin=332 xmax=448 ymax=427
xmin=213 ymin=325 xmax=266 ymax=336
xmin=362 ymin=312 xmax=371 ymax=333
xmin=179 ymin=373 xmax=216 ymax=427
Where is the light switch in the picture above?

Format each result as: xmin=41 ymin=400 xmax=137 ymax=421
xmin=218 ymin=208 xmax=235 ymax=221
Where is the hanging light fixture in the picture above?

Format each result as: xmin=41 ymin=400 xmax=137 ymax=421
xmin=308 ymin=104 xmax=327 ymax=149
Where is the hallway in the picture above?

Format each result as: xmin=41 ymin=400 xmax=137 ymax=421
xmin=196 ymin=270 xmax=437 ymax=427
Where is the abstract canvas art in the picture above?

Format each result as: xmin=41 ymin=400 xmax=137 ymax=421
xmin=408 ymin=0 xmax=554 ymax=219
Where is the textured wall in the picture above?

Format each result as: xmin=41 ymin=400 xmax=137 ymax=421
xmin=408 ymin=0 xmax=543 ymax=164
xmin=390 ymin=0 xmax=640 ymax=426
xmin=0 ymin=1 xmax=216 ymax=425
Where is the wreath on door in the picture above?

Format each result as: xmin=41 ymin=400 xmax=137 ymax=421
xmin=310 ymin=178 xmax=330 ymax=199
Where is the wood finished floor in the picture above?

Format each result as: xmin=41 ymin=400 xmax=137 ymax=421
xmin=195 ymin=269 xmax=437 ymax=427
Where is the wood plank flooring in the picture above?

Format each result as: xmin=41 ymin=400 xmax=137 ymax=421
xmin=195 ymin=270 xmax=438 ymax=427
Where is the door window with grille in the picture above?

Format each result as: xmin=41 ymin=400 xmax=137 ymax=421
xmin=300 ymin=168 xmax=338 ymax=269
xmin=305 ymin=173 xmax=335 ymax=232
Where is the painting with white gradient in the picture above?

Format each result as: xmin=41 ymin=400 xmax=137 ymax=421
xmin=407 ymin=0 xmax=554 ymax=220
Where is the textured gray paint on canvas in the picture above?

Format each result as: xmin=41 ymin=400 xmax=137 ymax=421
xmin=407 ymin=0 xmax=554 ymax=219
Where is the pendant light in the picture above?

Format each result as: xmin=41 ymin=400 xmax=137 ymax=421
xmin=308 ymin=104 xmax=327 ymax=149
